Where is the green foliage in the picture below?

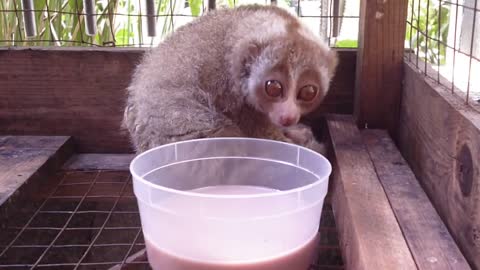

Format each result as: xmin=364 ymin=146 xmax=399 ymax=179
xmin=0 ymin=0 xmax=204 ymax=47
xmin=406 ymin=0 xmax=450 ymax=65
xmin=188 ymin=0 xmax=203 ymax=16
xmin=335 ymin=39 xmax=357 ymax=48
xmin=1 ymin=0 xmax=450 ymax=55
xmin=0 ymin=0 xmax=24 ymax=44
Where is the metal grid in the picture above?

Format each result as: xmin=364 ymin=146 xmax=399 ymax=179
xmin=0 ymin=170 xmax=343 ymax=270
xmin=406 ymin=0 xmax=480 ymax=105
xmin=0 ymin=0 xmax=359 ymax=48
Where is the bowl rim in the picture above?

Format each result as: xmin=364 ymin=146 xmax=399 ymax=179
xmin=129 ymin=137 xmax=332 ymax=199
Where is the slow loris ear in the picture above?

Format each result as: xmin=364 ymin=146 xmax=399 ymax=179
xmin=326 ymin=50 xmax=338 ymax=79
xmin=231 ymin=41 xmax=262 ymax=79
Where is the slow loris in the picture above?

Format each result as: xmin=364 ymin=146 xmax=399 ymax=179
xmin=123 ymin=4 xmax=338 ymax=154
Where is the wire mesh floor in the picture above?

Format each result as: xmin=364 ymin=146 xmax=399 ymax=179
xmin=0 ymin=170 xmax=343 ymax=270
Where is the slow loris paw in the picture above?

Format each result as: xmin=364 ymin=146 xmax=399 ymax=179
xmin=211 ymin=125 xmax=244 ymax=138
xmin=283 ymin=124 xmax=327 ymax=155
xmin=257 ymin=126 xmax=295 ymax=144
xmin=267 ymin=132 xmax=295 ymax=144
xmin=304 ymin=140 xmax=327 ymax=156
xmin=283 ymin=124 xmax=315 ymax=146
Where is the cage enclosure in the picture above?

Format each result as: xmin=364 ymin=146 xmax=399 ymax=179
xmin=0 ymin=0 xmax=479 ymax=269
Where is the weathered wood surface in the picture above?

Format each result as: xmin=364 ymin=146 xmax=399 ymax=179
xmin=354 ymin=0 xmax=408 ymax=135
xmin=399 ymin=60 xmax=480 ymax=269
xmin=63 ymin=154 xmax=134 ymax=171
xmin=363 ymin=130 xmax=471 ymax=270
xmin=0 ymin=136 xmax=73 ymax=206
xmin=0 ymin=48 xmax=140 ymax=153
xmin=326 ymin=114 xmax=417 ymax=270
xmin=0 ymin=48 xmax=355 ymax=153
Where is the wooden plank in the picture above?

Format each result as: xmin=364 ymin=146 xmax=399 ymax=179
xmin=399 ymin=60 xmax=480 ymax=269
xmin=0 ymin=136 xmax=74 ymax=206
xmin=362 ymin=130 xmax=471 ymax=270
xmin=0 ymin=136 xmax=69 ymax=150
xmin=63 ymin=154 xmax=134 ymax=171
xmin=0 ymin=48 xmax=140 ymax=153
xmin=354 ymin=0 xmax=408 ymax=135
xmin=0 ymin=48 xmax=356 ymax=153
xmin=326 ymin=114 xmax=417 ymax=270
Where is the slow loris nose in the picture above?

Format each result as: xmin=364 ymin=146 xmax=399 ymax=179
xmin=279 ymin=115 xmax=295 ymax=127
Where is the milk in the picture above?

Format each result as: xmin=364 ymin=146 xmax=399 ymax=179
xmin=143 ymin=185 xmax=320 ymax=270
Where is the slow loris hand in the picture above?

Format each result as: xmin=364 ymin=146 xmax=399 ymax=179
xmin=283 ymin=124 xmax=326 ymax=155
xmin=282 ymin=124 xmax=315 ymax=145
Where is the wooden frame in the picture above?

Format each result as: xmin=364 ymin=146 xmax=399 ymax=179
xmin=1 ymin=1 xmax=479 ymax=267
xmin=349 ymin=0 xmax=479 ymax=265
xmin=398 ymin=60 xmax=480 ymax=269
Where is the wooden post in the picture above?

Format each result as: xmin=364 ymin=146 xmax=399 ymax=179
xmin=21 ymin=0 xmax=37 ymax=37
xmin=208 ymin=0 xmax=216 ymax=10
xmin=319 ymin=0 xmax=329 ymax=42
xmin=146 ymin=0 xmax=156 ymax=37
xmin=83 ymin=0 xmax=97 ymax=36
xmin=354 ymin=0 xmax=409 ymax=136
xmin=332 ymin=0 xmax=345 ymax=38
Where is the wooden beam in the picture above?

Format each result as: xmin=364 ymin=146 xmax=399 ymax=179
xmin=362 ymin=130 xmax=471 ymax=270
xmin=399 ymin=60 xmax=480 ymax=269
xmin=0 ymin=136 xmax=74 ymax=206
xmin=354 ymin=0 xmax=409 ymax=135
xmin=326 ymin=114 xmax=416 ymax=270
xmin=208 ymin=0 xmax=216 ymax=10
xmin=63 ymin=154 xmax=134 ymax=171
xmin=0 ymin=48 xmax=356 ymax=153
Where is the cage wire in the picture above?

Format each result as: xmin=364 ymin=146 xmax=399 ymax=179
xmin=0 ymin=170 xmax=343 ymax=269
xmin=0 ymin=0 xmax=359 ymax=48
xmin=406 ymin=0 xmax=480 ymax=106
xmin=1 ymin=0 xmax=478 ymax=106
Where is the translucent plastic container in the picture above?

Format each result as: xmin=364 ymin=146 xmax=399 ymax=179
xmin=130 ymin=138 xmax=332 ymax=270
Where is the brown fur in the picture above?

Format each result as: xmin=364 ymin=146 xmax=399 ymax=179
xmin=123 ymin=5 xmax=337 ymax=153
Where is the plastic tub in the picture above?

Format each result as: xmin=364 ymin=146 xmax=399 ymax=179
xmin=130 ymin=138 xmax=332 ymax=270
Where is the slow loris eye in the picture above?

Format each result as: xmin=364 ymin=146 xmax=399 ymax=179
xmin=265 ymin=80 xmax=283 ymax=98
xmin=298 ymin=85 xmax=318 ymax=101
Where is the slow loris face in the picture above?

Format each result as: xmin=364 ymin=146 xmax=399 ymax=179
xmin=243 ymin=36 xmax=337 ymax=128
xmin=252 ymin=66 xmax=324 ymax=127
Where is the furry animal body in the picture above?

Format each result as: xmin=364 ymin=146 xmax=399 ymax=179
xmin=123 ymin=5 xmax=338 ymax=153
